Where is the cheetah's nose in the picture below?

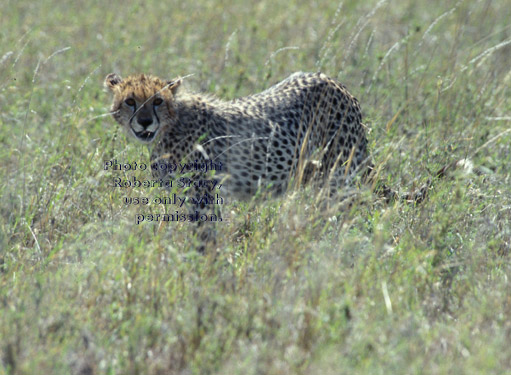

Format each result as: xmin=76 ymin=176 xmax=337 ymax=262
xmin=138 ymin=117 xmax=153 ymax=128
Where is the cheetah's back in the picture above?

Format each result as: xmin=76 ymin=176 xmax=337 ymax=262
xmin=147 ymin=72 xmax=367 ymax=199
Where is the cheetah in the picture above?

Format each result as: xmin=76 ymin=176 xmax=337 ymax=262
xmin=105 ymin=72 xmax=448 ymax=250
xmin=104 ymin=72 xmax=370 ymax=201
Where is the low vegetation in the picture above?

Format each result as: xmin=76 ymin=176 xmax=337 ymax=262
xmin=1 ymin=0 xmax=510 ymax=373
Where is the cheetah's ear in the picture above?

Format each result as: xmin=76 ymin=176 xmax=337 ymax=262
xmin=104 ymin=73 xmax=123 ymax=91
xmin=166 ymin=78 xmax=181 ymax=95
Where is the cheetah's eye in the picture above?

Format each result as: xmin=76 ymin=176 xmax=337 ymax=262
xmin=153 ymin=98 xmax=163 ymax=106
xmin=125 ymin=98 xmax=136 ymax=106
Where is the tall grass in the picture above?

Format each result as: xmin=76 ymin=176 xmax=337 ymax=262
xmin=1 ymin=0 xmax=511 ymax=374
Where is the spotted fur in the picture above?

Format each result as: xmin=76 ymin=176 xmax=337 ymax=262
xmin=105 ymin=72 xmax=369 ymax=200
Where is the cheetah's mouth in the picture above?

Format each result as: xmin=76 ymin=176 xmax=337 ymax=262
xmin=132 ymin=129 xmax=158 ymax=143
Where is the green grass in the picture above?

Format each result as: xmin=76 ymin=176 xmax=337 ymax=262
xmin=1 ymin=0 xmax=511 ymax=373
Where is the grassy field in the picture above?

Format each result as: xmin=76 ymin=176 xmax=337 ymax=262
xmin=1 ymin=0 xmax=511 ymax=373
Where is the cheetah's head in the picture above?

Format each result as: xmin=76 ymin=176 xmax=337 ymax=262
xmin=104 ymin=73 xmax=181 ymax=143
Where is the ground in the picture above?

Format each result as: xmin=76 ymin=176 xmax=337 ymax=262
xmin=1 ymin=0 xmax=511 ymax=374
